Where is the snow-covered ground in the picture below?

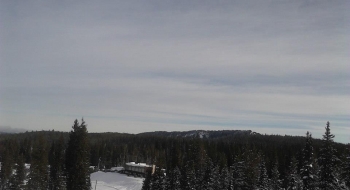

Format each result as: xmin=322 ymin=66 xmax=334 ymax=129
xmin=90 ymin=171 xmax=143 ymax=190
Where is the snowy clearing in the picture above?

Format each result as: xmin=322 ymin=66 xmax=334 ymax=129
xmin=90 ymin=171 xmax=143 ymax=190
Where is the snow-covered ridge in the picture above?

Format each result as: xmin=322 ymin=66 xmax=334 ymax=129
xmin=138 ymin=130 xmax=258 ymax=139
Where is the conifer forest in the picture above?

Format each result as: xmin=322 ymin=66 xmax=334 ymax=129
xmin=0 ymin=120 xmax=349 ymax=190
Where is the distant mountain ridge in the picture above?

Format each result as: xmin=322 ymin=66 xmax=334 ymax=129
xmin=0 ymin=126 xmax=27 ymax=134
xmin=138 ymin=130 xmax=260 ymax=139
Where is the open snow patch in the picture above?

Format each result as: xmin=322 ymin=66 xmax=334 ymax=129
xmin=91 ymin=171 xmax=143 ymax=190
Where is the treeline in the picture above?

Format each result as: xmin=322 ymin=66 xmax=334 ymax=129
xmin=142 ymin=122 xmax=350 ymax=190
xmin=0 ymin=119 xmax=91 ymax=190
xmin=0 ymin=120 xmax=349 ymax=189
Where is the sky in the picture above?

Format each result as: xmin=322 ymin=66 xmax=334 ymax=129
xmin=0 ymin=0 xmax=349 ymax=143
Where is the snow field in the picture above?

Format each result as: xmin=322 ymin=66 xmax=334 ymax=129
xmin=90 ymin=171 xmax=143 ymax=190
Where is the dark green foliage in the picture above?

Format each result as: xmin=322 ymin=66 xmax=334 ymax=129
xmin=231 ymin=158 xmax=247 ymax=189
xmin=180 ymin=161 xmax=196 ymax=190
xmin=0 ymin=122 xmax=348 ymax=189
xmin=0 ymin=146 xmax=13 ymax=189
xmin=257 ymin=158 xmax=269 ymax=190
xmin=287 ymin=157 xmax=302 ymax=190
xmin=243 ymin=149 xmax=260 ymax=189
xmin=9 ymin=154 xmax=26 ymax=190
xmin=270 ymin=161 xmax=281 ymax=190
xmin=141 ymin=170 xmax=152 ymax=190
xmin=300 ymin=131 xmax=315 ymax=190
xmin=165 ymin=166 xmax=181 ymax=190
xmin=150 ymin=169 xmax=165 ymax=190
xmin=318 ymin=121 xmax=341 ymax=189
xmin=0 ymin=139 xmax=19 ymax=189
xmin=49 ymin=134 xmax=67 ymax=190
xmin=65 ymin=119 xmax=91 ymax=190
xmin=27 ymin=135 xmax=49 ymax=190
xmin=202 ymin=158 xmax=216 ymax=190
xmin=340 ymin=146 xmax=350 ymax=188
xmin=219 ymin=167 xmax=231 ymax=190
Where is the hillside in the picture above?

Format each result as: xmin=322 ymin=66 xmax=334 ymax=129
xmin=138 ymin=130 xmax=258 ymax=139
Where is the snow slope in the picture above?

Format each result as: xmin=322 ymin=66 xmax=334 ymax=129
xmin=91 ymin=171 xmax=143 ymax=190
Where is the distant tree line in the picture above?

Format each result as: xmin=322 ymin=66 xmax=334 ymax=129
xmin=0 ymin=121 xmax=349 ymax=189
xmin=142 ymin=122 xmax=350 ymax=190
xmin=0 ymin=119 xmax=91 ymax=190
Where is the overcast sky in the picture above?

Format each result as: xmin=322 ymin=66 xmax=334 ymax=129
xmin=1 ymin=0 xmax=349 ymax=143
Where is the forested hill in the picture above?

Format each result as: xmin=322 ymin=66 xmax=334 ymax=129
xmin=138 ymin=130 xmax=259 ymax=139
xmin=1 ymin=127 xmax=349 ymax=189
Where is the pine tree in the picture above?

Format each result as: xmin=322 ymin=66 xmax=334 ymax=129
xmin=27 ymin=135 xmax=49 ymax=190
xmin=318 ymin=121 xmax=341 ymax=189
xmin=300 ymin=131 xmax=315 ymax=190
xmin=49 ymin=134 xmax=67 ymax=190
xmin=0 ymin=140 xmax=18 ymax=189
xmin=231 ymin=159 xmax=247 ymax=189
xmin=203 ymin=158 xmax=216 ymax=190
xmin=245 ymin=149 xmax=260 ymax=189
xmin=180 ymin=162 xmax=196 ymax=190
xmin=270 ymin=161 xmax=281 ymax=190
xmin=9 ymin=154 xmax=26 ymax=190
xmin=141 ymin=170 xmax=152 ymax=190
xmin=219 ymin=167 xmax=231 ymax=190
xmin=165 ymin=166 xmax=181 ymax=190
xmin=0 ymin=145 xmax=13 ymax=189
xmin=340 ymin=146 xmax=350 ymax=188
xmin=65 ymin=119 xmax=91 ymax=190
xmin=150 ymin=169 xmax=165 ymax=190
xmin=257 ymin=158 xmax=269 ymax=190
xmin=287 ymin=157 xmax=302 ymax=190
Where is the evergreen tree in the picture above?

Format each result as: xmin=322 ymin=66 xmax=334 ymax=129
xmin=49 ymin=134 xmax=67 ymax=190
xmin=180 ymin=161 xmax=196 ymax=190
xmin=257 ymin=158 xmax=269 ymax=190
xmin=150 ymin=169 xmax=165 ymax=190
xmin=141 ymin=170 xmax=152 ymax=190
xmin=165 ymin=166 xmax=181 ymax=190
xmin=0 ymin=145 xmax=14 ymax=189
xmin=231 ymin=159 xmax=247 ymax=190
xmin=203 ymin=158 xmax=216 ymax=190
xmin=9 ymin=154 xmax=26 ymax=190
xmin=318 ymin=121 xmax=341 ymax=189
xmin=219 ymin=167 xmax=231 ymax=190
xmin=300 ymin=131 xmax=315 ymax=190
xmin=243 ymin=149 xmax=259 ymax=189
xmin=65 ymin=119 xmax=91 ymax=190
xmin=287 ymin=157 xmax=302 ymax=190
xmin=270 ymin=161 xmax=281 ymax=190
xmin=340 ymin=146 xmax=350 ymax=189
xmin=27 ymin=135 xmax=49 ymax=190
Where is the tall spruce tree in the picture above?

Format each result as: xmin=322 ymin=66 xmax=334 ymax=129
xmin=49 ymin=134 xmax=67 ymax=190
xmin=257 ymin=158 xmax=269 ymax=190
xmin=65 ymin=119 xmax=91 ymax=190
xmin=287 ymin=157 xmax=302 ymax=190
xmin=141 ymin=170 xmax=152 ymax=190
xmin=219 ymin=167 xmax=231 ymax=190
xmin=0 ymin=140 xmax=19 ymax=189
xmin=0 ymin=144 xmax=13 ymax=189
xmin=150 ymin=169 xmax=165 ymax=190
xmin=165 ymin=166 xmax=181 ymax=190
xmin=27 ymin=135 xmax=49 ymax=190
xmin=318 ymin=121 xmax=341 ymax=189
xmin=300 ymin=131 xmax=315 ymax=190
xmin=271 ymin=161 xmax=281 ymax=190
xmin=340 ymin=146 xmax=350 ymax=189
xmin=9 ymin=153 xmax=26 ymax=190
xmin=231 ymin=159 xmax=247 ymax=190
